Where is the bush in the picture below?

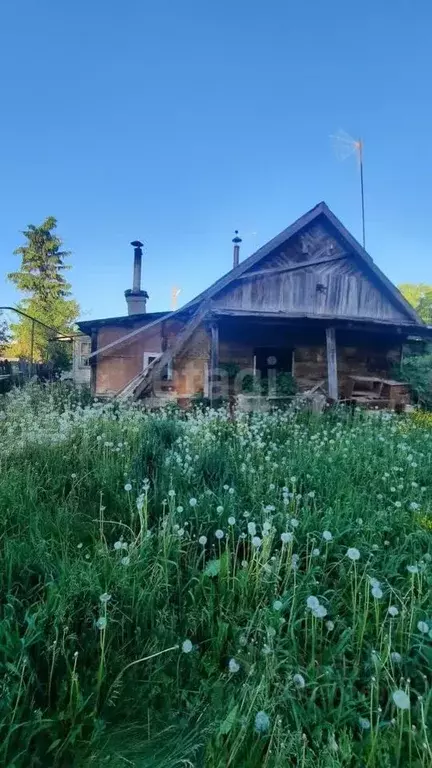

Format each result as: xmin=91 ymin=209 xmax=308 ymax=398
xmin=399 ymin=353 xmax=432 ymax=409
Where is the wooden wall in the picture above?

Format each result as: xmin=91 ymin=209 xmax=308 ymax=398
xmin=213 ymin=223 xmax=411 ymax=324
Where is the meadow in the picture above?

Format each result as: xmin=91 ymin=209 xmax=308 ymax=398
xmin=0 ymin=384 xmax=431 ymax=767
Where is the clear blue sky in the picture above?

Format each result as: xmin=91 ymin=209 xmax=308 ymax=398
xmin=1 ymin=0 xmax=431 ymax=321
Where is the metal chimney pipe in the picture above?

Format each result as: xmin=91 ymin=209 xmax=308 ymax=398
xmin=131 ymin=240 xmax=143 ymax=292
xmin=232 ymin=230 xmax=242 ymax=269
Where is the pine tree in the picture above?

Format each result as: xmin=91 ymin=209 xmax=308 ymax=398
xmin=8 ymin=217 xmax=79 ymax=362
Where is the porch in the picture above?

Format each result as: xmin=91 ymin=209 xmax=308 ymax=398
xmin=203 ymin=311 xmax=421 ymax=407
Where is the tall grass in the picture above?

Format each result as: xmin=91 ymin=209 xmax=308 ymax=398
xmin=0 ymin=383 xmax=431 ymax=766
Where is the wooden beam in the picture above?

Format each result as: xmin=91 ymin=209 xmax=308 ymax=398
xmin=237 ymin=255 xmax=347 ymax=280
xmin=208 ymin=320 xmax=219 ymax=406
xmin=130 ymin=302 xmax=211 ymax=400
xmin=326 ymin=327 xmax=338 ymax=400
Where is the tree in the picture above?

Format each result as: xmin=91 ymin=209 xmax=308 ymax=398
xmin=399 ymin=283 xmax=432 ymax=325
xmin=8 ymin=217 xmax=79 ymax=363
xmin=0 ymin=311 xmax=10 ymax=354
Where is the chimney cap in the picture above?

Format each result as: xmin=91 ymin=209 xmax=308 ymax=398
xmin=131 ymin=240 xmax=144 ymax=248
xmin=232 ymin=230 xmax=242 ymax=244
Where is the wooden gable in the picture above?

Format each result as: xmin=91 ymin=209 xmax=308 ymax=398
xmin=211 ymin=218 xmax=416 ymax=324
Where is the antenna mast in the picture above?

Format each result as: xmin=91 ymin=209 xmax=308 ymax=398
xmin=331 ymin=130 xmax=366 ymax=249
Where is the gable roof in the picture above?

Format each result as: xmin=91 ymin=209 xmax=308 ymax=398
xmin=77 ymin=310 xmax=170 ymax=335
xmin=89 ymin=201 xmax=422 ymax=362
xmin=181 ymin=201 xmax=422 ymax=325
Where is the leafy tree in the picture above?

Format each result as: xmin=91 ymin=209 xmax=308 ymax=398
xmin=0 ymin=311 xmax=10 ymax=354
xmin=7 ymin=217 xmax=79 ymax=363
xmin=399 ymin=283 xmax=432 ymax=324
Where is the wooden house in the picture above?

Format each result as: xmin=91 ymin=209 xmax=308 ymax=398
xmin=77 ymin=202 xmax=430 ymax=406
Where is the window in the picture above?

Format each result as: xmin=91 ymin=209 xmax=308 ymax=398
xmin=79 ymin=340 xmax=91 ymax=368
xmin=143 ymin=352 xmax=160 ymax=371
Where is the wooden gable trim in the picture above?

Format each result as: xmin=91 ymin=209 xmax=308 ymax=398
xmin=236 ymin=255 xmax=347 ymax=281
xmin=181 ymin=202 xmax=422 ymax=326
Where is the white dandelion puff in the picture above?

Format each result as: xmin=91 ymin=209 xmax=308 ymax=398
xmin=228 ymin=658 xmax=240 ymax=674
xmin=292 ymin=673 xmax=306 ymax=688
xmin=182 ymin=639 xmax=193 ymax=653
xmin=312 ymin=604 xmax=327 ymax=619
xmin=325 ymin=620 xmax=335 ymax=631
xmin=322 ymin=530 xmax=333 ymax=542
xmin=306 ymin=596 xmax=320 ymax=611
xmin=359 ymin=717 xmax=371 ymax=730
xmin=388 ymin=606 xmax=399 ymax=617
xmin=121 ymin=556 xmax=130 ymax=566
xmin=407 ymin=565 xmax=419 ymax=574
xmin=198 ymin=535 xmax=207 ymax=546
xmin=247 ymin=522 xmax=257 ymax=536
xmin=254 ymin=710 xmax=270 ymax=733
xmin=391 ymin=652 xmax=402 ymax=664
xmin=189 ymin=498 xmax=197 ymax=507
xmin=96 ymin=617 xmax=107 ymax=630
xmin=371 ymin=586 xmax=383 ymax=599
xmin=273 ymin=600 xmax=283 ymax=611
xmin=347 ymin=547 xmax=360 ymax=561
xmin=215 ymin=529 xmax=224 ymax=540
xmin=281 ymin=531 xmax=293 ymax=544
xmin=124 ymin=483 xmax=132 ymax=492
xmin=228 ymin=516 xmax=236 ymax=526
xmin=417 ymin=621 xmax=429 ymax=634
xmin=99 ymin=593 xmax=111 ymax=604
xmin=392 ymin=689 xmax=410 ymax=710
xmin=252 ymin=536 xmax=262 ymax=548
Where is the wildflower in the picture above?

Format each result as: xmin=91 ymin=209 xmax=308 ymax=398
xmin=228 ymin=657 xmax=240 ymax=674
xmin=293 ymin=673 xmax=306 ymax=688
xmin=392 ymin=689 xmax=410 ymax=710
xmin=99 ymin=593 xmax=111 ymax=604
xmin=215 ymin=529 xmax=224 ymax=540
xmin=189 ymin=498 xmax=197 ymax=507
xmin=369 ymin=577 xmax=381 ymax=588
xmin=262 ymin=643 xmax=272 ymax=655
xmin=306 ymin=596 xmax=320 ymax=611
xmin=262 ymin=520 xmax=272 ymax=534
xmin=290 ymin=518 xmax=299 ymax=528
xmin=77 ymin=542 xmax=83 ymax=549
xmin=407 ymin=564 xmax=419 ymax=574
xmin=252 ymin=536 xmax=262 ymax=549
xmin=312 ymin=548 xmax=320 ymax=556
xmin=124 ymin=483 xmax=132 ymax=492
xmin=113 ymin=541 xmax=122 ymax=551
xmin=228 ymin=516 xmax=236 ymax=526
xmin=239 ymin=635 xmax=247 ymax=646
xmin=325 ymin=620 xmax=335 ymax=631
xmin=228 ymin=487 xmax=234 ymax=495
xmin=248 ymin=522 xmax=257 ymax=536
xmin=312 ymin=604 xmax=327 ymax=618
xmin=223 ymin=484 xmax=229 ymax=491
xmin=417 ymin=621 xmax=429 ymax=634
xmin=121 ymin=556 xmax=130 ymax=566
xmin=347 ymin=547 xmax=360 ymax=561
xmin=388 ymin=606 xmax=399 ymax=617
xmin=371 ymin=586 xmax=383 ymax=599
xmin=281 ymin=531 xmax=293 ymax=544
xmin=182 ymin=639 xmax=193 ymax=653
xmin=391 ymin=652 xmax=402 ymax=663
xmin=359 ymin=717 xmax=371 ymax=730
xmin=409 ymin=501 xmax=420 ymax=510
xmin=322 ymin=530 xmax=333 ymax=542
xmin=198 ymin=535 xmax=207 ymax=546
xmin=217 ymin=505 xmax=224 ymax=514
xmin=168 ymin=489 xmax=175 ymax=498
xmin=291 ymin=553 xmax=300 ymax=569
xmin=177 ymin=528 xmax=185 ymax=538
xmin=372 ymin=544 xmax=379 ymax=552
xmin=176 ymin=505 xmax=184 ymax=514
xmin=241 ymin=560 xmax=248 ymax=568
xmin=96 ymin=617 xmax=107 ymax=630
xmin=254 ymin=711 xmax=270 ymax=733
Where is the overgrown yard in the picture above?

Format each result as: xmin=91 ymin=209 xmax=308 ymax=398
xmin=0 ymin=385 xmax=431 ymax=767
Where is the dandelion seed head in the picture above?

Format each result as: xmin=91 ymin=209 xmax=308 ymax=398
xmin=391 ymin=652 xmax=402 ymax=664
xmin=189 ymin=498 xmax=197 ymax=507
xmin=392 ymin=689 xmax=410 ymax=710
xmin=293 ymin=673 xmax=306 ymax=688
xmin=99 ymin=592 xmax=111 ymax=604
xmin=254 ymin=710 xmax=270 ymax=733
xmin=306 ymin=596 xmax=320 ymax=610
xmin=388 ymin=606 xmax=399 ymax=617
xmin=417 ymin=621 xmax=429 ymax=634
xmin=359 ymin=717 xmax=371 ymax=730
xmin=281 ymin=531 xmax=293 ymax=544
xmin=124 ymin=483 xmax=132 ymax=492
xmin=228 ymin=516 xmax=236 ymax=526
xmin=215 ymin=529 xmax=224 ymax=540
xmin=273 ymin=600 xmax=283 ymax=611
xmin=216 ymin=505 xmax=224 ymax=514
xmin=96 ymin=617 xmax=107 ymax=630
xmin=347 ymin=547 xmax=360 ymax=561
xmin=371 ymin=586 xmax=383 ymax=599
xmin=312 ymin=604 xmax=327 ymax=618
xmin=199 ymin=535 xmax=207 ymax=546
xmin=228 ymin=658 xmax=240 ymax=673
xmin=121 ymin=556 xmax=130 ymax=566
xmin=322 ymin=530 xmax=333 ymax=542
xmin=182 ymin=639 xmax=193 ymax=653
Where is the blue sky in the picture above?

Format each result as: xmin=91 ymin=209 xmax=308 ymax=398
xmin=1 ymin=0 xmax=431 ymax=321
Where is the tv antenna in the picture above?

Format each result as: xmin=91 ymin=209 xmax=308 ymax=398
xmin=331 ymin=129 xmax=366 ymax=249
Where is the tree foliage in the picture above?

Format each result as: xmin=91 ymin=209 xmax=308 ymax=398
xmin=7 ymin=217 xmax=79 ymax=362
xmin=399 ymin=283 xmax=432 ymax=324
xmin=0 ymin=312 xmax=10 ymax=354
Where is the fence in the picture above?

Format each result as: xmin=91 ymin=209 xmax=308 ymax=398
xmin=0 ymin=307 xmax=74 ymax=394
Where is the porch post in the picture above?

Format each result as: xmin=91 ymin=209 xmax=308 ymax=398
xmin=208 ymin=320 xmax=219 ymax=406
xmin=325 ymin=327 xmax=338 ymax=400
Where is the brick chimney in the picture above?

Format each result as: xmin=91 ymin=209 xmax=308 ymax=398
xmin=125 ymin=240 xmax=149 ymax=315
xmin=232 ymin=230 xmax=242 ymax=269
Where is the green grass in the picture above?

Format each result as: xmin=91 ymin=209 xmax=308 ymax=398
xmin=0 ymin=383 xmax=432 ymax=767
